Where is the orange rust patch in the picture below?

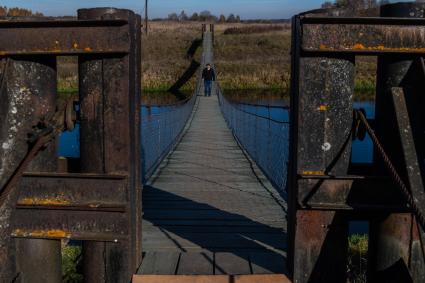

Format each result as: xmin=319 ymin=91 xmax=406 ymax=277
xmin=12 ymin=229 xmax=70 ymax=238
xmin=84 ymin=47 xmax=92 ymax=52
xmin=353 ymin=43 xmax=366 ymax=50
xmin=18 ymin=197 xmax=71 ymax=206
xmin=314 ymin=44 xmax=425 ymax=53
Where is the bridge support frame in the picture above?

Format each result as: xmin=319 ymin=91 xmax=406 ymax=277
xmin=78 ymin=8 xmax=142 ymax=282
xmin=0 ymin=7 xmax=142 ymax=282
xmin=289 ymin=3 xmax=425 ymax=282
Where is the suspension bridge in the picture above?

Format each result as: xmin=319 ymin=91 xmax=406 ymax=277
xmin=3 ymin=3 xmax=425 ymax=283
xmin=137 ymin=31 xmax=288 ymax=278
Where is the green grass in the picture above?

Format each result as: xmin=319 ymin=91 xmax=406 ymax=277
xmin=62 ymin=245 xmax=83 ymax=283
xmin=348 ymin=234 xmax=368 ymax=283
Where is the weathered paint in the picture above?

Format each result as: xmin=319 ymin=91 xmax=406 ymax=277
xmin=369 ymin=3 xmax=425 ymax=282
xmin=78 ymin=7 xmax=142 ymax=283
xmin=0 ymin=55 xmax=59 ymax=282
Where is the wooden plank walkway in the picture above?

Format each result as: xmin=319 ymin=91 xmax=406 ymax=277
xmin=139 ymin=32 xmax=287 ymax=276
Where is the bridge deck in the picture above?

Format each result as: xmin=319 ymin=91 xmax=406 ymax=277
xmin=139 ymin=32 xmax=287 ymax=276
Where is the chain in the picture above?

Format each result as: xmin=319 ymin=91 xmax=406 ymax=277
xmin=355 ymin=109 xmax=425 ymax=229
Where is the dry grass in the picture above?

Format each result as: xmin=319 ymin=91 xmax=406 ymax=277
xmin=214 ymin=23 xmax=290 ymax=91
xmin=223 ymin=24 xmax=288 ymax=35
xmin=142 ymin=21 xmax=290 ymax=92
xmin=142 ymin=21 xmax=202 ymax=92
xmin=56 ymin=21 xmax=375 ymax=99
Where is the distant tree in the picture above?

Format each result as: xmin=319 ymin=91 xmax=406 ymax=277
xmin=227 ymin=14 xmax=236 ymax=23
xmin=321 ymin=1 xmax=335 ymax=8
xmin=199 ymin=10 xmax=212 ymax=21
xmin=218 ymin=14 xmax=226 ymax=23
xmin=190 ymin=12 xmax=199 ymax=21
xmin=179 ymin=10 xmax=188 ymax=21
xmin=167 ymin=12 xmax=178 ymax=21
xmin=236 ymin=15 xmax=241 ymax=22
xmin=8 ymin=7 xmax=33 ymax=17
xmin=0 ymin=6 xmax=7 ymax=17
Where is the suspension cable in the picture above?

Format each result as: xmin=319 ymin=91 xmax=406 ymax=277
xmin=355 ymin=109 xmax=425 ymax=229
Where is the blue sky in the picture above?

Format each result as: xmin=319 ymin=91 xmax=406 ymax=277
xmin=1 ymin=0 xmax=326 ymax=19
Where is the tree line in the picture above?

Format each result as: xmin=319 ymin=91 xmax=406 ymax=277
xmin=167 ymin=11 xmax=241 ymax=23
xmin=0 ymin=6 xmax=44 ymax=17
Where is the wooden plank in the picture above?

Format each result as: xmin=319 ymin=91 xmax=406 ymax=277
xmin=215 ymin=252 xmax=251 ymax=275
xmin=132 ymin=274 xmax=291 ymax=283
xmin=235 ymin=274 xmax=291 ymax=283
xmin=143 ymin=201 xmax=286 ymax=211
xmin=137 ymin=252 xmax=180 ymax=275
xmin=143 ymin=232 xmax=286 ymax=250
xmin=144 ymin=224 xmax=284 ymax=234
xmin=132 ymin=275 xmax=229 ymax=283
xmin=249 ymin=252 xmax=287 ymax=274
xmin=177 ymin=252 xmax=214 ymax=275
xmin=143 ymin=210 xmax=286 ymax=221
xmin=143 ymin=219 xmax=286 ymax=229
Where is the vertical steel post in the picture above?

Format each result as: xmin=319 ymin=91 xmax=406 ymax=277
xmin=288 ymin=15 xmax=354 ymax=282
xmin=370 ymin=3 xmax=425 ymax=282
xmin=0 ymin=56 xmax=61 ymax=282
xmin=78 ymin=8 xmax=142 ymax=283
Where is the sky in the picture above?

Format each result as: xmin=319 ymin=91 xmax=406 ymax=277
xmin=0 ymin=0 xmax=327 ymax=19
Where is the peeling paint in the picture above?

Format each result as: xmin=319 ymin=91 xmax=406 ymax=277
xmin=18 ymin=197 xmax=71 ymax=206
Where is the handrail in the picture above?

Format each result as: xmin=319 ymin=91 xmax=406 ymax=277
xmin=217 ymin=83 xmax=290 ymax=196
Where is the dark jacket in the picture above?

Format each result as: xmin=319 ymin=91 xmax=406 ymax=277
xmin=202 ymin=68 xmax=216 ymax=81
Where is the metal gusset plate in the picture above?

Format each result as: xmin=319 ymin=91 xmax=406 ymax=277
xmin=11 ymin=173 xmax=129 ymax=241
xmin=0 ymin=20 xmax=130 ymax=55
xmin=301 ymin=17 xmax=425 ymax=54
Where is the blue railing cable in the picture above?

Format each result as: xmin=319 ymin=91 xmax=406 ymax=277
xmin=217 ymin=84 xmax=290 ymax=197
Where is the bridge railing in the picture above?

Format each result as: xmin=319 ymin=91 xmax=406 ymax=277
xmin=141 ymin=87 xmax=199 ymax=182
xmin=217 ymin=85 xmax=290 ymax=197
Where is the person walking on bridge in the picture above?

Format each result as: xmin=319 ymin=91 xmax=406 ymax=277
xmin=202 ymin=63 xmax=216 ymax=97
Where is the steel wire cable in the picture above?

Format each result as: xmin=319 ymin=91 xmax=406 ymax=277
xmin=141 ymin=90 xmax=197 ymax=182
xmin=356 ymin=109 xmax=425 ymax=229
xmin=217 ymin=85 xmax=290 ymax=196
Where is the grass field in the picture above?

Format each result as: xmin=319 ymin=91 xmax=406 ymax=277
xmin=142 ymin=21 xmax=290 ymax=93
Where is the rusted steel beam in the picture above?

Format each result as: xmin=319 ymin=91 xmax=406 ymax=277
xmin=0 ymin=54 xmax=60 ymax=281
xmin=301 ymin=16 xmax=425 ymax=54
xmin=15 ymin=173 xmax=128 ymax=210
xmin=288 ymin=12 xmax=354 ymax=282
xmin=0 ymin=22 xmax=130 ymax=55
xmin=297 ymin=178 xmax=408 ymax=211
xmin=15 ymin=239 xmax=61 ymax=283
xmin=12 ymin=208 xmax=128 ymax=241
xmin=10 ymin=55 xmax=61 ymax=283
xmin=369 ymin=3 xmax=425 ymax=282
xmin=78 ymin=7 xmax=142 ymax=283
xmin=292 ymin=210 xmax=348 ymax=282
